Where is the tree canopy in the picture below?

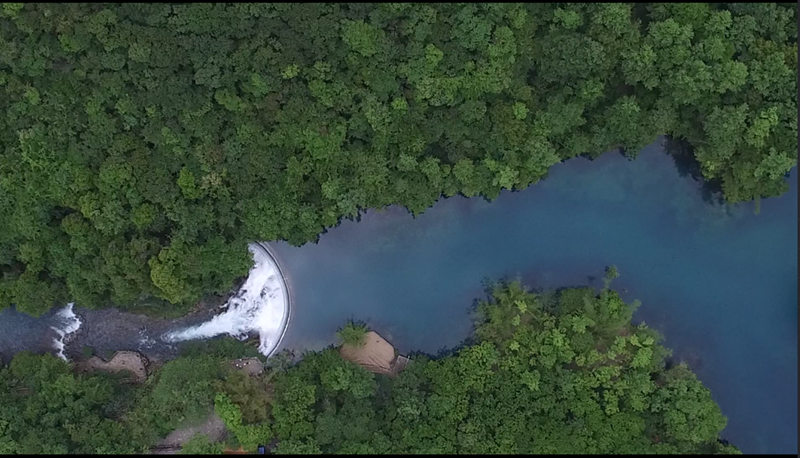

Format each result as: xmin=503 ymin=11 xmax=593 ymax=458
xmin=0 ymin=352 xmax=138 ymax=454
xmin=0 ymin=282 xmax=739 ymax=454
xmin=261 ymin=281 xmax=739 ymax=454
xmin=336 ymin=321 xmax=369 ymax=347
xmin=0 ymin=3 xmax=795 ymax=315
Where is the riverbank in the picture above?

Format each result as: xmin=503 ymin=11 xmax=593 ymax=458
xmin=339 ymin=330 xmax=410 ymax=377
xmin=75 ymin=350 xmax=150 ymax=383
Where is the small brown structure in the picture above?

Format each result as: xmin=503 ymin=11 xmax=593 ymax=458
xmin=78 ymin=350 xmax=149 ymax=383
xmin=339 ymin=331 xmax=410 ymax=376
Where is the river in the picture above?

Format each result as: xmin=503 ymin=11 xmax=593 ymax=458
xmin=0 ymin=137 xmax=796 ymax=453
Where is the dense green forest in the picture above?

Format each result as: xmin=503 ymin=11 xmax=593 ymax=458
xmin=0 ymin=283 xmax=739 ymax=454
xmin=0 ymin=3 xmax=796 ymax=315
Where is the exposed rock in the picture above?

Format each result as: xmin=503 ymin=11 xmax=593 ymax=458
xmin=231 ymin=356 xmax=264 ymax=376
xmin=156 ymin=412 xmax=228 ymax=450
xmin=78 ymin=350 xmax=149 ymax=383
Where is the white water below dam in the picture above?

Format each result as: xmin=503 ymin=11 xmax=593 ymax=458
xmin=50 ymin=303 xmax=82 ymax=361
xmin=163 ymin=243 xmax=290 ymax=357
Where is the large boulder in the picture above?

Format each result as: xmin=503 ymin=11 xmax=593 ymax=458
xmin=81 ymin=350 xmax=149 ymax=383
xmin=230 ymin=357 xmax=264 ymax=376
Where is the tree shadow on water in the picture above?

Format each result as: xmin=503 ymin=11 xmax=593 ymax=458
xmin=664 ymin=136 xmax=726 ymax=206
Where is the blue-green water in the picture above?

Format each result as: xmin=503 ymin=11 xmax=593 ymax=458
xmin=270 ymin=138 xmax=797 ymax=454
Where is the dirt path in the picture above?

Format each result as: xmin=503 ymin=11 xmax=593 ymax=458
xmin=152 ymin=357 xmax=268 ymax=453
xmin=155 ymin=412 xmax=228 ymax=452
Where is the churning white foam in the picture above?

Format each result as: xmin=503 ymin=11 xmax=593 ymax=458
xmin=163 ymin=243 xmax=289 ymax=357
xmin=50 ymin=303 xmax=82 ymax=360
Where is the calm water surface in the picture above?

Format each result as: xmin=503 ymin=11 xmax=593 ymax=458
xmin=270 ymin=138 xmax=797 ymax=454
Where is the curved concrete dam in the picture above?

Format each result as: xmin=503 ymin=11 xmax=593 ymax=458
xmin=163 ymin=242 xmax=291 ymax=357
